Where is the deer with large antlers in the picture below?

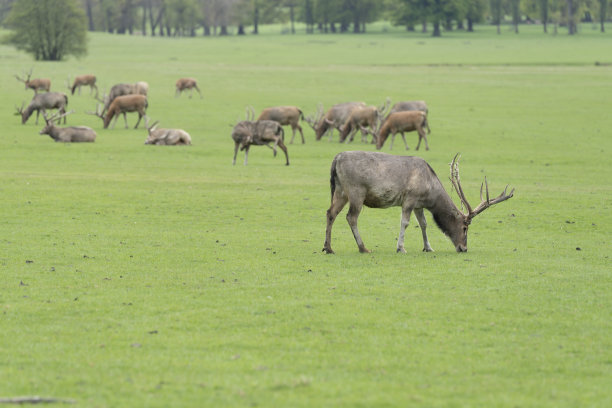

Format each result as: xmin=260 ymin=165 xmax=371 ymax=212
xmin=89 ymin=94 xmax=149 ymax=129
xmin=304 ymin=102 xmax=366 ymax=141
xmin=69 ymin=75 xmax=98 ymax=96
xmin=16 ymin=92 xmax=68 ymax=125
xmin=257 ymin=106 xmax=305 ymax=144
xmin=323 ymin=152 xmax=514 ymax=254
xmin=144 ymin=121 xmax=192 ymax=145
xmin=39 ymin=111 xmax=96 ymax=143
xmin=175 ymin=78 xmax=202 ymax=99
xmin=15 ymin=69 xmax=50 ymax=94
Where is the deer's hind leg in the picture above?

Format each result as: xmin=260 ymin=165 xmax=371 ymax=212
xmin=397 ymin=205 xmax=414 ymax=253
xmin=323 ymin=188 xmax=349 ymax=254
xmin=346 ymin=192 xmax=370 ymax=253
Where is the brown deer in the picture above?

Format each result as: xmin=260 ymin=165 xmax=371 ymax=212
xmin=257 ymin=106 xmax=304 ymax=144
xmin=175 ymin=78 xmax=202 ymax=98
xmin=323 ymin=152 xmax=514 ymax=254
xmin=375 ymin=110 xmax=429 ymax=151
xmin=69 ymin=75 xmax=98 ymax=96
xmin=144 ymin=121 xmax=192 ymax=145
xmin=39 ymin=111 xmax=96 ymax=143
xmin=338 ymin=105 xmax=381 ymax=144
xmin=304 ymin=102 xmax=366 ymax=141
xmin=232 ymin=119 xmax=289 ymax=166
xmin=15 ymin=69 xmax=51 ymax=94
xmin=385 ymin=100 xmax=431 ymax=133
xmin=16 ymin=92 xmax=68 ymax=125
xmin=89 ymin=95 xmax=149 ymax=129
xmin=101 ymin=82 xmax=149 ymax=112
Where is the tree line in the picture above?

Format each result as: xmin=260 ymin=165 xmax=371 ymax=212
xmin=1 ymin=0 xmax=608 ymax=38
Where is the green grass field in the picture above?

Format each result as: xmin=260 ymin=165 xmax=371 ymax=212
xmin=1 ymin=24 xmax=611 ymax=407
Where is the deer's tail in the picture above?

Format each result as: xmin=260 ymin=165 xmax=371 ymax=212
xmin=329 ymin=155 xmax=338 ymax=203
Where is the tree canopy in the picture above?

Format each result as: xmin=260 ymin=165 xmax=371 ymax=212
xmin=3 ymin=0 xmax=87 ymax=60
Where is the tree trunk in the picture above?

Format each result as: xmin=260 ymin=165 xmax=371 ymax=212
xmin=220 ymin=25 xmax=228 ymax=35
xmin=253 ymin=6 xmax=259 ymax=34
xmin=289 ymin=5 xmax=295 ymax=34
xmin=432 ymin=21 xmax=441 ymax=36
xmin=567 ymin=0 xmax=576 ymax=34
xmin=85 ymin=0 xmax=94 ymax=31
xmin=238 ymin=25 xmax=245 ymax=35
xmin=141 ymin=3 xmax=147 ymax=35
xmin=467 ymin=18 xmax=473 ymax=32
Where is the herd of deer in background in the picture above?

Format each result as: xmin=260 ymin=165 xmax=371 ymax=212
xmin=13 ymin=68 xmax=514 ymax=253
xmin=13 ymin=68 xmax=431 ymax=160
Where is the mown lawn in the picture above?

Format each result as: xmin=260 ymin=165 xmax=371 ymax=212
xmin=0 ymin=24 xmax=610 ymax=407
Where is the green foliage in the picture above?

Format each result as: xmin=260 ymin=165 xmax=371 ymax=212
xmin=0 ymin=25 xmax=611 ymax=406
xmin=3 ymin=0 xmax=87 ymax=60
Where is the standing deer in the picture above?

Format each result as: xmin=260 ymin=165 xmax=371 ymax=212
xmin=232 ymin=119 xmax=289 ymax=166
xmin=144 ymin=121 xmax=192 ymax=145
xmin=385 ymin=100 xmax=431 ymax=134
xmin=375 ymin=111 xmax=429 ymax=151
xmin=338 ymin=105 xmax=382 ymax=144
xmin=16 ymin=92 xmax=68 ymax=125
xmin=15 ymin=69 xmax=51 ymax=94
xmin=89 ymin=95 xmax=149 ymax=129
xmin=305 ymin=102 xmax=366 ymax=141
xmin=175 ymin=78 xmax=202 ymax=98
xmin=323 ymin=152 xmax=514 ymax=254
xmin=69 ymin=75 xmax=98 ymax=96
xmin=101 ymin=82 xmax=149 ymax=111
xmin=39 ymin=111 xmax=96 ymax=143
xmin=257 ymin=106 xmax=305 ymax=144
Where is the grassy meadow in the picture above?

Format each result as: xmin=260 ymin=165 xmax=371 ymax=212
xmin=0 ymin=24 xmax=611 ymax=407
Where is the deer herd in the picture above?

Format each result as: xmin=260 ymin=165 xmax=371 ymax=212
xmin=14 ymin=69 xmax=514 ymax=253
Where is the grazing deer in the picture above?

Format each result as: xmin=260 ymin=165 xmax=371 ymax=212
xmin=375 ymin=111 xmax=429 ymax=151
xmin=323 ymin=152 xmax=514 ymax=254
xmin=39 ymin=111 xmax=96 ymax=143
xmin=232 ymin=119 xmax=289 ymax=166
xmin=257 ymin=106 xmax=305 ymax=144
xmin=89 ymin=95 xmax=149 ymax=129
xmin=305 ymin=102 xmax=366 ymax=141
xmin=101 ymin=82 xmax=149 ymax=111
xmin=69 ymin=75 xmax=98 ymax=96
xmin=385 ymin=100 xmax=431 ymax=134
xmin=338 ymin=105 xmax=382 ymax=144
xmin=15 ymin=69 xmax=51 ymax=94
xmin=144 ymin=121 xmax=192 ymax=145
xmin=16 ymin=92 xmax=68 ymax=125
xmin=175 ymin=78 xmax=202 ymax=98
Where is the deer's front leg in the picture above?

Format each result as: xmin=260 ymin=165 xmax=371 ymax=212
xmin=414 ymin=208 xmax=433 ymax=252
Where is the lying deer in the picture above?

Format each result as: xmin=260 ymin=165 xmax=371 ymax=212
xmin=375 ymin=110 xmax=429 ymax=151
xmin=175 ymin=78 xmax=202 ymax=98
xmin=257 ymin=106 xmax=305 ymax=144
xmin=16 ymin=92 xmax=68 ymax=125
xmin=232 ymin=120 xmax=289 ymax=166
xmin=144 ymin=121 xmax=192 ymax=145
xmin=69 ymin=75 xmax=98 ymax=96
xmin=323 ymin=152 xmax=514 ymax=254
xmin=39 ymin=111 xmax=96 ymax=143
xmin=15 ymin=69 xmax=50 ymax=94
xmin=89 ymin=95 xmax=149 ymax=129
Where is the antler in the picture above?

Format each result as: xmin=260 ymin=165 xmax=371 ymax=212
xmin=86 ymin=103 xmax=105 ymax=120
xmin=148 ymin=120 xmax=160 ymax=132
xmin=44 ymin=109 xmax=74 ymax=124
xmin=304 ymin=103 xmax=324 ymax=130
xmin=245 ymin=105 xmax=256 ymax=121
xmin=15 ymin=102 xmax=25 ymax=115
xmin=450 ymin=153 xmax=514 ymax=219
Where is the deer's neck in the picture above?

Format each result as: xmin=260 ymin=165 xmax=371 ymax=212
xmin=429 ymin=191 xmax=464 ymax=238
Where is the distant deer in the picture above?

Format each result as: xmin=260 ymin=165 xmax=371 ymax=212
xmin=323 ymin=152 xmax=514 ymax=254
xmin=39 ymin=111 xmax=96 ymax=143
xmin=89 ymin=95 xmax=149 ymax=129
xmin=175 ymin=78 xmax=202 ymax=98
xmin=144 ymin=121 xmax=192 ymax=145
xmin=15 ymin=69 xmax=51 ymax=94
xmin=16 ymin=92 xmax=68 ymax=125
xmin=100 ymin=82 xmax=149 ymax=112
xmin=232 ymin=114 xmax=289 ymax=165
xmin=257 ymin=106 xmax=304 ymax=144
xmin=375 ymin=110 xmax=429 ymax=151
xmin=338 ymin=105 xmax=383 ymax=144
xmin=69 ymin=75 xmax=98 ymax=96
xmin=384 ymin=100 xmax=431 ymax=134
xmin=305 ymin=102 xmax=366 ymax=141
